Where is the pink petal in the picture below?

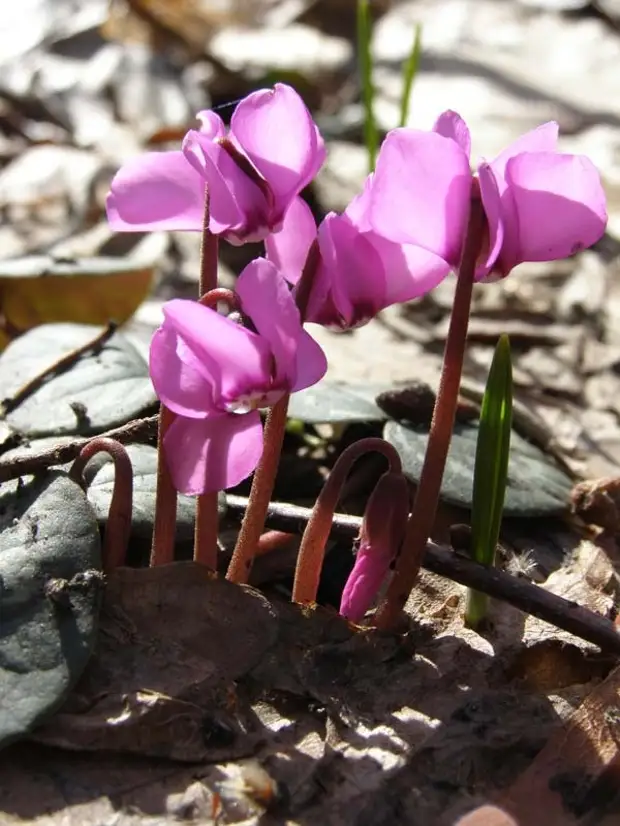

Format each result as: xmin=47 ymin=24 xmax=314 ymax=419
xmin=106 ymin=151 xmax=205 ymax=231
xmin=230 ymin=83 xmax=324 ymax=218
xmin=292 ymin=329 xmax=327 ymax=392
xmin=196 ymin=110 xmax=226 ymax=139
xmin=490 ymin=122 xmax=559 ymax=183
xmin=367 ymin=232 xmax=451 ymax=303
xmin=433 ymin=110 xmax=472 ymax=158
xmin=164 ymin=411 xmax=263 ymax=495
xmin=235 ymin=258 xmax=301 ymax=387
xmin=319 ymin=212 xmax=387 ymax=327
xmin=182 ymin=130 xmax=263 ymax=237
xmin=369 ymin=128 xmax=472 ymax=265
xmin=476 ymin=163 xmax=506 ymax=280
xmin=503 ymin=151 xmax=607 ymax=268
xmin=265 ymin=196 xmax=317 ymax=285
xmin=162 ymin=299 xmax=273 ymax=407
xmin=149 ymin=324 xmax=213 ymax=417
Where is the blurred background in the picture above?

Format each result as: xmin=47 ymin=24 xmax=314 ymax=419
xmin=1 ymin=0 xmax=620 ymax=477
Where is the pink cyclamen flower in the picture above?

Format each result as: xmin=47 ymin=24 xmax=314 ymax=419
xmin=339 ymin=471 xmax=409 ymax=623
xmin=368 ymin=111 xmax=607 ymax=280
xmin=106 ymin=84 xmax=326 ymax=245
xmin=149 ymin=258 xmax=327 ymax=495
xmin=266 ymin=182 xmax=448 ymax=330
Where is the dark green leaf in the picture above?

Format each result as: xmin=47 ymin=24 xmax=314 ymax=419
xmin=288 ymin=381 xmax=388 ymax=424
xmin=384 ymin=419 xmax=572 ymax=517
xmin=399 ymin=23 xmax=423 ymax=127
xmin=0 ymin=323 xmax=156 ymax=439
xmin=357 ymin=0 xmax=378 ymax=171
xmin=0 ymin=471 xmax=102 ymax=748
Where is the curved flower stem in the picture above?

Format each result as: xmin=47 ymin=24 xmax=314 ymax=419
xmin=193 ymin=188 xmax=221 ymax=570
xmin=226 ymin=394 xmax=290 ymax=583
xmin=150 ymin=405 xmax=177 ymax=566
xmin=374 ymin=197 xmax=486 ymax=630
xmin=69 ymin=437 xmax=133 ymax=573
xmin=292 ymin=437 xmax=402 ymax=605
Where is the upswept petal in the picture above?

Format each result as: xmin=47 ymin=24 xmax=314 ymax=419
xmin=235 ymin=258 xmax=302 ymax=387
xmin=367 ymin=231 xmax=451 ymax=303
xmin=164 ymin=411 xmax=263 ymax=495
xmin=490 ymin=121 xmax=559 ymax=184
xmin=291 ymin=327 xmax=327 ymax=391
xmin=106 ymin=151 xmax=205 ymax=231
xmin=265 ymin=196 xmax=317 ymax=285
xmin=161 ymin=299 xmax=273 ymax=407
xmin=230 ymin=83 xmax=323 ymax=218
xmin=149 ymin=324 xmax=213 ymax=417
xmin=196 ymin=110 xmax=226 ymax=139
xmin=476 ymin=164 xmax=506 ymax=279
xmin=433 ymin=110 xmax=472 ymax=158
xmin=319 ymin=212 xmax=386 ymax=327
xmin=369 ymin=128 xmax=472 ymax=265
xmin=502 ymin=151 xmax=607 ymax=268
xmin=182 ymin=130 xmax=261 ymax=236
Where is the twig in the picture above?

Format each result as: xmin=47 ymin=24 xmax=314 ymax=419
xmin=0 ymin=414 xmax=157 ymax=482
xmin=0 ymin=321 xmax=118 ymax=417
xmin=225 ymin=495 xmax=620 ymax=655
xmin=150 ymin=405 xmax=177 ymax=566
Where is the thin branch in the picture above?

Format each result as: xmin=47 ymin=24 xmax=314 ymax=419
xmin=225 ymin=495 xmax=620 ymax=655
xmin=0 ymin=414 xmax=158 ymax=482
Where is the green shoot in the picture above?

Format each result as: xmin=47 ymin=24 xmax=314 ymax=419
xmin=399 ymin=23 xmax=423 ymax=127
xmin=357 ymin=0 xmax=378 ymax=172
xmin=465 ymin=334 xmax=513 ymax=629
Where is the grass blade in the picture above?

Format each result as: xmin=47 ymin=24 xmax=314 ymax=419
xmin=357 ymin=0 xmax=378 ymax=172
xmin=398 ymin=23 xmax=423 ymax=127
xmin=466 ymin=334 xmax=513 ymax=628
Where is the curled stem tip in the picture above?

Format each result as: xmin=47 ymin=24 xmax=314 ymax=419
xmin=292 ymin=436 xmax=402 ymax=606
xmin=375 ymin=198 xmax=486 ymax=630
xmin=70 ymin=437 xmax=133 ymax=573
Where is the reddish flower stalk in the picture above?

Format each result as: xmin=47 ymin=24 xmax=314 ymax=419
xmin=194 ymin=187 xmax=221 ymax=570
xmin=150 ymin=405 xmax=177 ymax=566
xmin=374 ymin=196 xmax=486 ymax=630
xmin=70 ymin=437 xmax=133 ymax=573
xmin=225 ymin=242 xmax=322 ymax=585
xmin=292 ymin=437 xmax=402 ymax=605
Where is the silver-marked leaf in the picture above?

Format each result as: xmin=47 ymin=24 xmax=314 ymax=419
xmin=384 ymin=420 xmax=572 ymax=517
xmin=288 ymin=381 xmax=388 ymax=424
xmin=0 ymin=471 xmax=102 ymax=748
xmin=0 ymin=323 xmax=157 ymax=438
xmin=83 ymin=444 xmax=227 ymax=544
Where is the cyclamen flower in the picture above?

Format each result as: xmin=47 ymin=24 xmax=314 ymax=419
xmin=369 ymin=111 xmax=607 ymax=280
xmin=107 ymin=84 xmax=325 ymax=245
xmin=339 ymin=471 xmax=409 ymax=623
xmin=149 ymin=258 xmax=327 ymax=495
xmin=266 ymin=179 xmax=448 ymax=330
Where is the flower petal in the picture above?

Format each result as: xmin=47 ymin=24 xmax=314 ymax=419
xmin=476 ymin=163 xmax=506 ymax=279
xmin=162 ymin=299 xmax=273 ymax=407
xmin=265 ymin=195 xmax=317 ymax=285
xmin=291 ymin=327 xmax=328 ymax=392
xmin=369 ymin=128 xmax=472 ymax=264
xmin=367 ymin=232 xmax=451 ymax=302
xmin=106 ymin=151 xmax=205 ymax=231
xmin=182 ymin=130 xmax=261 ymax=237
xmin=433 ymin=110 xmax=471 ymax=158
xmin=149 ymin=324 xmax=213 ymax=417
xmin=164 ymin=411 xmax=263 ymax=495
xmin=490 ymin=121 xmax=559 ymax=183
xmin=235 ymin=257 xmax=302 ymax=387
xmin=231 ymin=83 xmax=325 ymax=219
xmin=196 ymin=110 xmax=226 ymax=139
xmin=503 ymin=151 xmax=607 ymax=268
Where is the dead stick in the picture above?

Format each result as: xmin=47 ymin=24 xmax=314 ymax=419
xmin=225 ymin=495 xmax=620 ymax=655
xmin=0 ymin=414 xmax=157 ymax=482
